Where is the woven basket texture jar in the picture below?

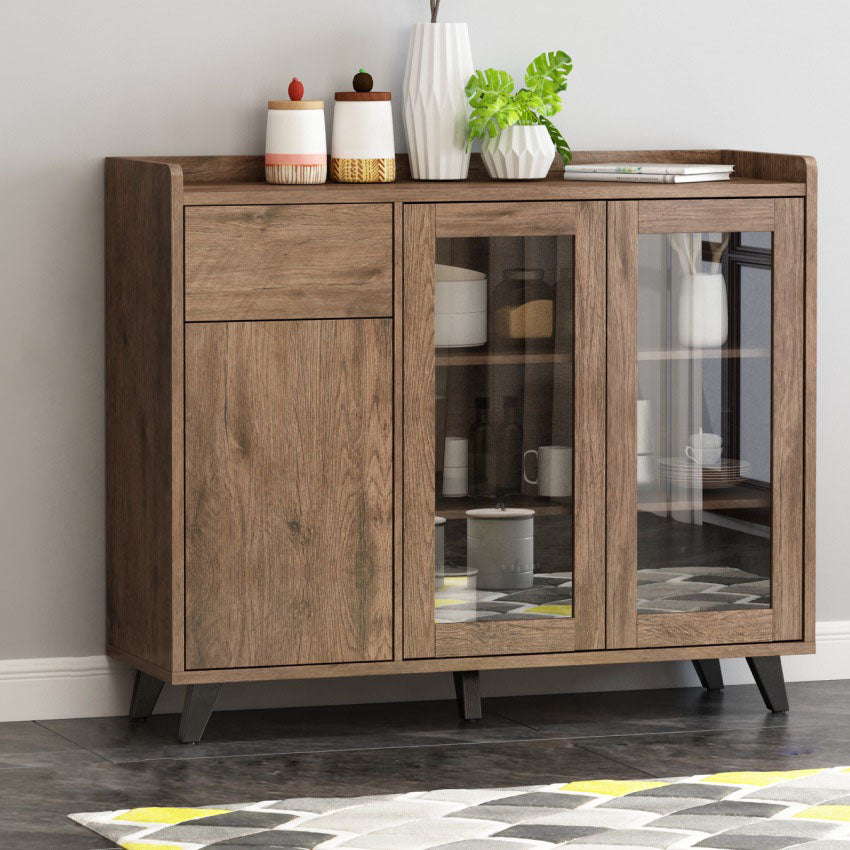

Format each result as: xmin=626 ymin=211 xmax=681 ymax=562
xmin=265 ymin=99 xmax=327 ymax=184
xmin=331 ymin=91 xmax=396 ymax=183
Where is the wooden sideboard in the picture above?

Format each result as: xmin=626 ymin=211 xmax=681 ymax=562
xmin=105 ymin=151 xmax=816 ymax=742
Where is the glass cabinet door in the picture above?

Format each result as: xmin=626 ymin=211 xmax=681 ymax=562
xmin=607 ymin=200 xmax=805 ymax=649
xmin=403 ymin=203 xmax=606 ymax=659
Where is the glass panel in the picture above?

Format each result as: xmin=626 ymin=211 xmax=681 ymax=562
xmin=636 ymin=232 xmax=772 ymax=614
xmin=434 ymin=235 xmax=574 ymax=623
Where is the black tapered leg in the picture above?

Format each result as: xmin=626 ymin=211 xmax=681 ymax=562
xmin=746 ymin=655 xmax=789 ymax=713
xmin=178 ymin=684 xmax=223 ymax=743
xmin=692 ymin=659 xmax=724 ymax=691
xmin=453 ymin=670 xmax=482 ymax=721
xmin=129 ymin=671 xmax=164 ymax=720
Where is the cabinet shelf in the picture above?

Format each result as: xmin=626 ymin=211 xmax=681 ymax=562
xmin=638 ymin=484 xmax=770 ymax=512
xmin=638 ymin=347 xmax=770 ymax=361
xmin=436 ymin=348 xmax=568 ymax=366
xmin=435 ymin=494 xmax=572 ymax=519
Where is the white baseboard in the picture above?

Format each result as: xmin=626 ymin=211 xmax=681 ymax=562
xmin=1 ymin=621 xmax=847 ymax=723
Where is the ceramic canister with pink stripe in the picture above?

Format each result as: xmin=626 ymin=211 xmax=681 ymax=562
xmin=265 ymin=91 xmax=327 ymax=185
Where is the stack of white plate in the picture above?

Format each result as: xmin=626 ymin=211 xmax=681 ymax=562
xmin=659 ymin=457 xmax=752 ymax=490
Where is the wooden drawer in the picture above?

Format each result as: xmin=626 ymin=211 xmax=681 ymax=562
xmin=184 ymin=204 xmax=393 ymax=321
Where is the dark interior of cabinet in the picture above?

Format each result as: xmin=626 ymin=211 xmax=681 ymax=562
xmin=635 ymin=231 xmax=773 ymax=615
xmin=434 ymin=235 xmax=576 ymax=623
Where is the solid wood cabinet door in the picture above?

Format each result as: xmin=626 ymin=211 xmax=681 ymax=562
xmin=607 ymin=198 xmax=806 ymax=649
xmin=185 ymin=319 xmax=393 ymax=669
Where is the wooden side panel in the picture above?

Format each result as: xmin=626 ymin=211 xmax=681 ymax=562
xmin=720 ymin=150 xmax=810 ymax=183
xmin=402 ymin=205 xmax=436 ymax=659
xmin=393 ymin=202 xmax=404 ymax=660
xmin=606 ymin=202 xmax=639 ymax=648
xmin=184 ymin=319 xmax=393 ymax=669
xmin=573 ymin=202 xmax=607 ymax=650
xmin=105 ymin=158 xmax=183 ymax=673
xmin=435 ymin=201 xmax=577 ymax=236
xmin=771 ymin=198 xmax=805 ymax=641
xmin=638 ymin=199 xmax=774 ymax=234
xmin=802 ymin=158 xmax=818 ymax=644
xmin=184 ymin=204 xmax=393 ymax=321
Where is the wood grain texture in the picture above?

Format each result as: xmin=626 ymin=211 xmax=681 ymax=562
xmin=113 ymin=639 xmax=813 ymax=686
xmin=184 ymin=319 xmax=393 ymax=669
xmin=771 ymin=198 xmax=805 ymax=641
xmin=436 ymin=620 xmax=575 ymax=658
xmin=573 ymin=201 xmax=607 ymax=650
xmin=801 ymin=157 xmax=818 ymax=645
xmin=637 ymin=610 xmax=774 ymax=648
xmin=719 ymin=149 xmax=811 ymax=183
xmin=393 ymin=202 xmax=404 ymax=660
xmin=105 ymin=158 xmax=183 ymax=673
xmin=145 ymin=150 xmax=799 ymax=184
xmin=638 ymin=199 xmax=775 ymax=233
xmin=184 ymin=204 xmax=393 ymax=321
xmin=402 ymin=204 xmax=436 ymax=659
xmin=605 ymin=202 xmax=639 ymax=649
xmin=183 ymin=177 xmax=803 ymax=206
xmin=435 ymin=202 xmax=578 ymax=237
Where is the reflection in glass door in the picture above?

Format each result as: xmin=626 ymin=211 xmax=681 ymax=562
xmin=434 ymin=235 xmax=574 ymax=623
xmin=636 ymin=231 xmax=772 ymax=615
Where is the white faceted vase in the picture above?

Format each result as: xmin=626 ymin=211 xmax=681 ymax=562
xmin=481 ymin=124 xmax=556 ymax=180
xmin=403 ymin=22 xmax=474 ymax=180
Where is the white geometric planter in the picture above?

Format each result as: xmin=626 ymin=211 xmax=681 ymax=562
xmin=403 ymin=22 xmax=474 ymax=180
xmin=481 ymin=124 xmax=556 ymax=180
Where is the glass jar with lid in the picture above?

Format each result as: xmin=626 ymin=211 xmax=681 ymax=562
xmin=493 ymin=268 xmax=555 ymax=350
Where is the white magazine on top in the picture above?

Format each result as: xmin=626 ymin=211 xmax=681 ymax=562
xmin=562 ymin=171 xmax=732 ymax=184
xmin=562 ymin=162 xmax=734 ymax=175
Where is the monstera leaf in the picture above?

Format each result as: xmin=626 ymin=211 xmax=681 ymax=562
xmin=464 ymin=51 xmax=573 ymax=163
xmin=525 ymin=50 xmax=573 ymax=94
xmin=465 ymin=69 xmax=515 ymax=106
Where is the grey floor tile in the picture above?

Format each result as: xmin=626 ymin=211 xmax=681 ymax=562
xmin=4 ymin=739 xmax=635 ymax=847
xmin=0 ymin=721 xmax=103 ymax=769
xmin=577 ymin=723 xmax=850 ymax=777
xmin=488 ymin=680 xmax=850 ymax=740
xmin=41 ymin=701 xmax=539 ymax=764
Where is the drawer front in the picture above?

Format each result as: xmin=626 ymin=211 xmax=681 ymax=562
xmin=185 ymin=204 xmax=393 ymax=321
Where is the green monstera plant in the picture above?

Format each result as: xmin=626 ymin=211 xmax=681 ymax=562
xmin=465 ymin=51 xmax=573 ymax=164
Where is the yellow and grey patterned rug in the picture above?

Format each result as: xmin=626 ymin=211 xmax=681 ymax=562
xmin=71 ymin=768 xmax=850 ymax=849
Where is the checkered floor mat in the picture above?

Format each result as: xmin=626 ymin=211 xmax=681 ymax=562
xmin=71 ymin=767 xmax=850 ymax=849
xmin=435 ymin=565 xmax=769 ymax=623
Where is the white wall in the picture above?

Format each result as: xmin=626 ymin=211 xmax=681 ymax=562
xmin=1 ymin=0 xmax=848 ymax=715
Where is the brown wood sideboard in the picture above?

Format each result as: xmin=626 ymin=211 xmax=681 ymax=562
xmin=105 ymin=151 xmax=816 ymax=742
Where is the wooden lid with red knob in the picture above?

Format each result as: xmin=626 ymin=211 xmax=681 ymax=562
xmin=269 ymin=77 xmax=323 ymax=110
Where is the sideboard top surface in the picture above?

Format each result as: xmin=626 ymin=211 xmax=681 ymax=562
xmin=114 ymin=150 xmax=814 ymax=205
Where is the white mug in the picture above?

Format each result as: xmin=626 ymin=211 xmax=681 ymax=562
xmin=523 ymin=445 xmax=572 ymax=497
xmin=443 ymin=436 xmax=468 ymax=468
xmin=686 ymin=429 xmax=722 ymax=465
xmin=686 ymin=445 xmax=722 ymax=466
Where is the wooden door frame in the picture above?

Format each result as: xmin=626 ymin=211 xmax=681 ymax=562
xmin=403 ymin=201 xmax=606 ymax=660
xmin=606 ymin=198 xmax=805 ymax=650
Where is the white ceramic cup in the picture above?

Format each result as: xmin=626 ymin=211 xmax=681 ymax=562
xmin=686 ymin=429 xmax=722 ymax=465
xmin=686 ymin=445 xmax=722 ymax=466
xmin=443 ymin=436 xmax=468 ymax=468
xmin=689 ymin=429 xmax=722 ymax=449
xmin=523 ymin=445 xmax=572 ymax=497
xmin=637 ymin=454 xmax=655 ymax=486
xmin=637 ymin=400 xmax=653 ymax=455
xmin=442 ymin=466 xmax=468 ymax=497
